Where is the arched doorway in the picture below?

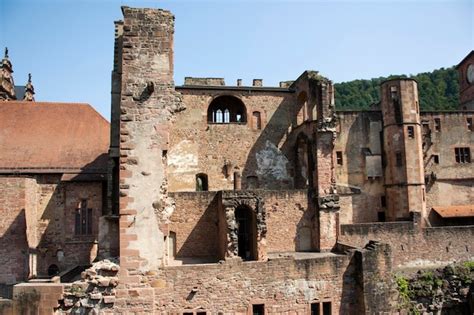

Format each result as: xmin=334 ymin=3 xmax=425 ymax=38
xmin=235 ymin=206 xmax=257 ymax=261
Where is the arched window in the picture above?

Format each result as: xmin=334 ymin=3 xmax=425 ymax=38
xmin=196 ymin=173 xmax=208 ymax=191
xmin=215 ymin=109 xmax=223 ymax=123
xmin=207 ymin=95 xmax=247 ymax=124
xmin=224 ymin=109 xmax=230 ymax=123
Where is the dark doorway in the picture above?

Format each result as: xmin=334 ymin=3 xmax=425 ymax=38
xmin=196 ymin=173 xmax=208 ymax=191
xmin=235 ymin=206 xmax=257 ymax=261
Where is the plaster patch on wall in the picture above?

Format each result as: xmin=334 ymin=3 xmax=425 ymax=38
xmin=256 ymin=140 xmax=290 ymax=181
xmin=167 ymin=140 xmax=199 ymax=173
xmin=151 ymin=53 xmax=170 ymax=72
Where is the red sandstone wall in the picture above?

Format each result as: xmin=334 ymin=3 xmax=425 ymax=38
xmin=0 ymin=177 xmax=31 ymax=284
xmin=169 ymin=190 xmax=313 ymax=261
xmin=339 ymin=222 xmax=474 ymax=268
xmin=168 ymin=91 xmax=297 ymax=192
xmin=150 ymin=255 xmax=356 ymax=313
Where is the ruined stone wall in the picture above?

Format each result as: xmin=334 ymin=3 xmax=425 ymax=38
xmin=33 ymin=175 xmax=102 ymax=276
xmin=340 ymin=222 xmax=474 ymax=268
xmin=150 ymin=255 xmax=357 ymax=313
xmin=421 ymin=111 xmax=474 ymax=212
xmin=0 ymin=175 xmax=103 ymax=283
xmin=168 ymin=190 xmax=312 ymax=261
xmin=168 ymin=192 xmax=219 ymax=260
xmin=0 ymin=177 xmax=32 ymax=284
xmin=335 ymin=111 xmax=385 ymax=224
xmin=168 ymin=89 xmax=296 ymax=192
xmin=116 ymin=7 xmax=184 ymax=296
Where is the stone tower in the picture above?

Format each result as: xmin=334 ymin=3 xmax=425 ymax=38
xmin=381 ymin=78 xmax=426 ymax=222
xmin=114 ymin=6 xmax=183 ymax=276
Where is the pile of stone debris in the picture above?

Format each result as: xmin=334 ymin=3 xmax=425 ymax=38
xmin=396 ymin=261 xmax=474 ymax=314
xmin=59 ymin=259 xmax=119 ymax=313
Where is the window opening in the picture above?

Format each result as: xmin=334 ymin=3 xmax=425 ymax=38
xmin=196 ymin=173 xmax=209 ymax=191
xmin=381 ymin=196 xmax=387 ymax=208
xmin=252 ymin=304 xmax=265 ymax=315
xmin=75 ymin=200 xmax=92 ymax=235
xmin=224 ymin=109 xmax=230 ymax=123
xmin=215 ymin=109 xmax=223 ymax=123
xmin=207 ymin=95 xmax=247 ymax=124
xmin=311 ymin=303 xmax=320 ymax=315
xmin=434 ymin=118 xmax=441 ymax=132
xmin=391 ymin=86 xmax=402 ymax=124
xmin=377 ymin=212 xmax=386 ymax=222
xmin=433 ymin=154 xmax=439 ymax=164
xmin=455 ymin=147 xmax=471 ymax=163
xmin=407 ymin=126 xmax=414 ymax=138
xmin=467 ymin=117 xmax=473 ymax=131
xmin=252 ymin=111 xmax=262 ymax=130
xmin=322 ymin=302 xmax=332 ymax=315
xmin=336 ymin=151 xmax=343 ymax=165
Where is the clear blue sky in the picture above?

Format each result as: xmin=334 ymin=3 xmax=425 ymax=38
xmin=1 ymin=0 xmax=472 ymax=120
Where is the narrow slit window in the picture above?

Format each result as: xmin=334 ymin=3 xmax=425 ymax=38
xmin=467 ymin=117 xmax=473 ymax=131
xmin=336 ymin=151 xmax=343 ymax=165
xmin=433 ymin=154 xmax=439 ymax=164
xmin=434 ymin=118 xmax=441 ymax=132
xmin=252 ymin=111 xmax=262 ymax=130
xmin=75 ymin=200 xmax=93 ymax=235
xmin=407 ymin=126 xmax=414 ymax=138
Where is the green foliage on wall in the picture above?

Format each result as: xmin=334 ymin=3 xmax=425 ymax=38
xmin=334 ymin=67 xmax=460 ymax=110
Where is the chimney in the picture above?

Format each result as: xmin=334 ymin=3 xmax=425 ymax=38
xmin=253 ymin=79 xmax=263 ymax=87
xmin=237 ymin=79 xmax=242 ymax=86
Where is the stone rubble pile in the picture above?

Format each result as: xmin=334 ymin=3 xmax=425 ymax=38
xmin=59 ymin=259 xmax=120 ymax=314
xmin=396 ymin=261 xmax=474 ymax=315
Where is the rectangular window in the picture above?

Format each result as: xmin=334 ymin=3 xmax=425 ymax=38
xmin=433 ymin=154 xmax=439 ymax=164
xmin=311 ymin=303 xmax=320 ymax=315
xmin=407 ymin=126 xmax=414 ymax=138
xmin=434 ymin=118 xmax=441 ymax=132
xmin=381 ymin=196 xmax=387 ymax=207
xmin=252 ymin=304 xmax=265 ymax=315
xmin=467 ymin=117 xmax=473 ymax=131
xmin=455 ymin=147 xmax=471 ymax=163
xmin=75 ymin=200 xmax=93 ymax=235
xmin=196 ymin=312 xmax=207 ymax=315
xmin=377 ymin=212 xmax=386 ymax=222
xmin=336 ymin=151 xmax=343 ymax=165
xmin=396 ymin=152 xmax=403 ymax=167
xmin=323 ymin=302 xmax=332 ymax=315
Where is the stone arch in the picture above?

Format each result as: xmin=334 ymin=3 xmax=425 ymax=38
xmin=207 ymin=95 xmax=247 ymax=123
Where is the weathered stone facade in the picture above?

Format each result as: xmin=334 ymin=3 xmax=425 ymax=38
xmin=1 ymin=6 xmax=473 ymax=315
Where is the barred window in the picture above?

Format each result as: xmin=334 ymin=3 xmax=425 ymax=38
xmin=75 ymin=200 xmax=92 ymax=235
xmin=454 ymin=147 xmax=471 ymax=163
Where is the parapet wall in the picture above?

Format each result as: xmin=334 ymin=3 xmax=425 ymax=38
xmin=340 ymin=222 xmax=474 ymax=268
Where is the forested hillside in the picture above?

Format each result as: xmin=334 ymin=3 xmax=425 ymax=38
xmin=334 ymin=67 xmax=459 ymax=110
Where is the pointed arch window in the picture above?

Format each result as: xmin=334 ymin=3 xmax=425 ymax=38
xmin=215 ymin=109 xmax=223 ymax=123
xmin=224 ymin=109 xmax=230 ymax=123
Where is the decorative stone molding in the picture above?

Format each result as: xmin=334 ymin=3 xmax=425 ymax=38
xmin=221 ymin=191 xmax=267 ymax=260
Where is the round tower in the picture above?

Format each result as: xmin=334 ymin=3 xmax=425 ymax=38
xmin=380 ymin=78 xmax=426 ymax=222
